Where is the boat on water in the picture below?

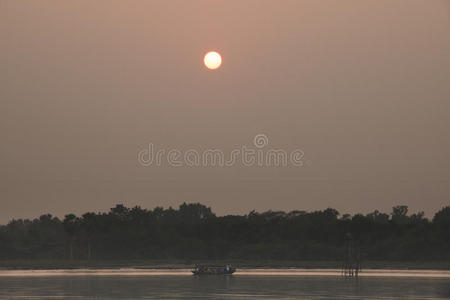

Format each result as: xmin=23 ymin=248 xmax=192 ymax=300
xmin=192 ymin=264 xmax=235 ymax=275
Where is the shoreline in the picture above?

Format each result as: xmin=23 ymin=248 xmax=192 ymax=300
xmin=1 ymin=260 xmax=449 ymax=271
xmin=0 ymin=268 xmax=450 ymax=279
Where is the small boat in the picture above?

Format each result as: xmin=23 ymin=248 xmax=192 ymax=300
xmin=192 ymin=264 xmax=235 ymax=275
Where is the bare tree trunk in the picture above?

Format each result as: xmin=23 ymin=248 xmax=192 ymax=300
xmin=70 ymin=238 xmax=74 ymax=260
xmin=87 ymin=239 xmax=92 ymax=260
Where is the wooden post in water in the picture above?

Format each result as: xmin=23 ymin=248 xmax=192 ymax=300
xmin=342 ymin=233 xmax=361 ymax=277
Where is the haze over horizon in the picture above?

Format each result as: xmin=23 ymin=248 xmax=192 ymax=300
xmin=1 ymin=0 xmax=450 ymax=223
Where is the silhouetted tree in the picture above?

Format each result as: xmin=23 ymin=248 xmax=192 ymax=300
xmin=81 ymin=213 xmax=97 ymax=260
xmin=433 ymin=206 xmax=450 ymax=227
xmin=391 ymin=205 xmax=409 ymax=224
xmin=63 ymin=214 xmax=79 ymax=260
xmin=0 ymin=203 xmax=448 ymax=262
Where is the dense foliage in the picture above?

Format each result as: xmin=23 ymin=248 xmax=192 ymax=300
xmin=0 ymin=203 xmax=449 ymax=261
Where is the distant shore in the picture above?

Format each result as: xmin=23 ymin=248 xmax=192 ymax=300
xmin=1 ymin=260 xmax=449 ymax=270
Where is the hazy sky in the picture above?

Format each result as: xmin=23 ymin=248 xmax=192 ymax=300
xmin=1 ymin=0 xmax=450 ymax=223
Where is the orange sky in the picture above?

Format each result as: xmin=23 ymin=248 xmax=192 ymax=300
xmin=1 ymin=1 xmax=450 ymax=222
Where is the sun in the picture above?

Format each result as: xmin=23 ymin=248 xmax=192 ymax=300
xmin=204 ymin=51 xmax=222 ymax=70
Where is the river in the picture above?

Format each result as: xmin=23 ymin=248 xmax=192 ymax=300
xmin=0 ymin=269 xmax=449 ymax=299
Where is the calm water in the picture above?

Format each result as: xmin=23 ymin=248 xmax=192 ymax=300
xmin=0 ymin=269 xmax=449 ymax=299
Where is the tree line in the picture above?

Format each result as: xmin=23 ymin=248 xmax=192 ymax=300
xmin=0 ymin=203 xmax=449 ymax=261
